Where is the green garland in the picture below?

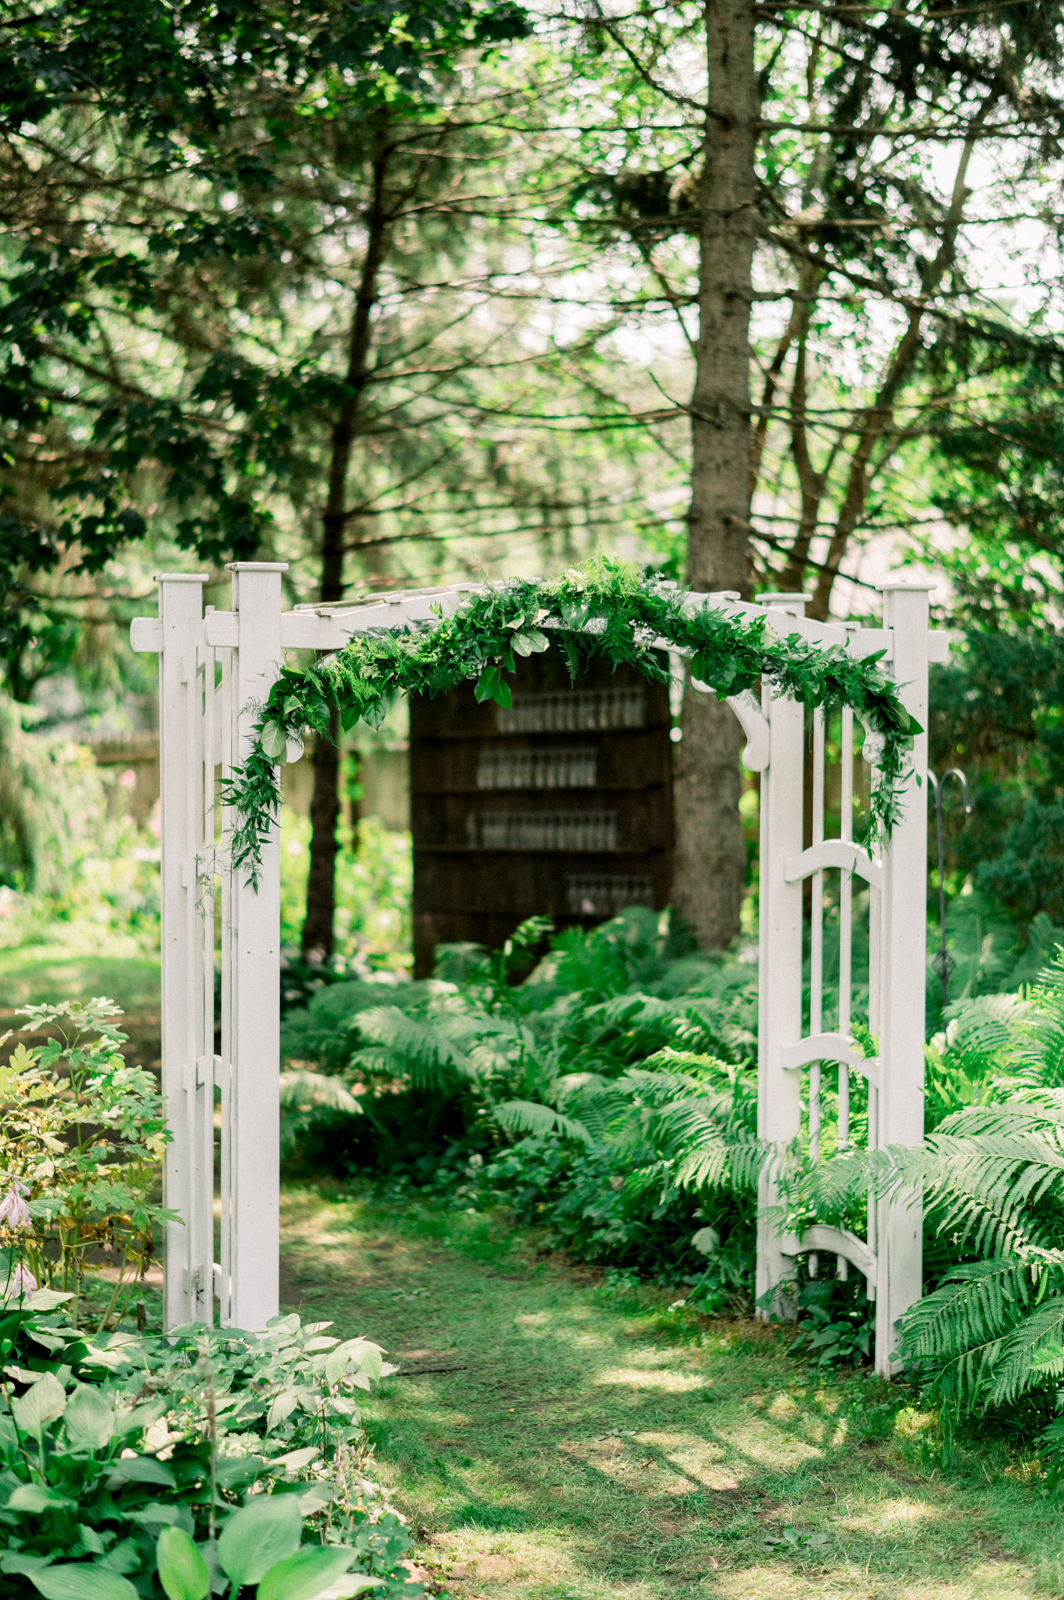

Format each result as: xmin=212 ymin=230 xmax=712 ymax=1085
xmin=221 ymin=558 xmax=920 ymax=885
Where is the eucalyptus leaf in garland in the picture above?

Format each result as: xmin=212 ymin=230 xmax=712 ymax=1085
xmin=219 ymin=558 xmax=920 ymax=885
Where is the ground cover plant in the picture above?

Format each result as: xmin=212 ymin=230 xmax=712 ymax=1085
xmin=0 ymin=1288 xmax=422 ymax=1599
xmin=0 ymin=995 xmax=423 ymax=1600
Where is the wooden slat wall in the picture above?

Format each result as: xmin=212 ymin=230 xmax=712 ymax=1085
xmin=410 ymin=652 xmax=673 ymax=975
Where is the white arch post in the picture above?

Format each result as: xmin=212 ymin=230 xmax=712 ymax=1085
xmin=133 ymin=571 xmax=940 ymax=1361
xmin=133 ymin=562 xmax=286 ymax=1330
xmin=754 ymin=583 xmax=937 ymax=1374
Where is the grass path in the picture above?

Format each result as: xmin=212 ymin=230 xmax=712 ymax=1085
xmin=280 ymin=1184 xmax=1062 ymax=1600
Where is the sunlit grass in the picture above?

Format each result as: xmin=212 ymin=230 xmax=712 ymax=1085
xmin=0 ymin=948 xmax=161 ymax=1013
xmin=279 ymin=1183 xmax=1063 ymax=1599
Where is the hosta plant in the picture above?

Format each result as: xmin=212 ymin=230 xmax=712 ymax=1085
xmin=26 ymin=1497 xmax=407 ymax=1600
xmin=151 ymin=1501 xmax=395 ymax=1600
xmin=84 ymin=1312 xmax=397 ymax=1467
xmin=0 ymin=1314 xmax=420 ymax=1600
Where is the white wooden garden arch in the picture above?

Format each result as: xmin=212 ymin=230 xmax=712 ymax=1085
xmin=131 ymin=567 xmax=944 ymax=1373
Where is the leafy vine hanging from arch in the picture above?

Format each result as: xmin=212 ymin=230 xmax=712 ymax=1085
xmin=222 ymin=560 xmax=921 ymax=884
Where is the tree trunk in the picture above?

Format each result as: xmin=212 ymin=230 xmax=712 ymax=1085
xmin=302 ymin=717 xmax=341 ymax=958
xmin=301 ymin=123 xmax=391 ymax=958
xmin=671 ymin=0 xmax=757 ymax=948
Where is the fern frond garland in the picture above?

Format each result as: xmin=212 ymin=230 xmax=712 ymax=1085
xmin=220 ymin=560 xmax=921 ymax=883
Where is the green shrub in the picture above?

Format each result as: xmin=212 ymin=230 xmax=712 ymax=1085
xmin=0 ymin=991 xmax=420 ymax=1591
xmin=788 ymin=1277 xmax=874 ymax=1368
xmin=474 ymin=1130 xmax=754 ymax=1303
xmin=0 ymin=998 xmax=171 ymax=1327
xmin=0 ymin=697 xmax=161 ymax=954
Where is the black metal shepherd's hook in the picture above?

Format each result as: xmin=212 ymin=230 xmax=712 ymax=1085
xmin=928 ymin=768 xmax=973 ymax=1011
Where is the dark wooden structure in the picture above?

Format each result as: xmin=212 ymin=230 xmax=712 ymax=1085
xmin=410 ymin=651 xmax=673 ymax=975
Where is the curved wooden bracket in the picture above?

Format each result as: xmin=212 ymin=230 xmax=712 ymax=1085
xmin=781 ymin=1033 xmax=880 ymax=1088
xmin=781 ymin=1225 xmax=877 ymax=1283
xmin=689 ymin=678 xmax=771 ymax=771
xmin=785 ymin=839 xmax=883 ymax=890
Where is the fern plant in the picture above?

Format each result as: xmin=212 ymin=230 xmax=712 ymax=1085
xmin=799 ymin=953 xmax=1064 ymax=1450
xmin=279 ymin=908 xmax=759 ymax=1156
xmin=486 ymin=1043 xmax=763 ymax=1302
xmin=277 ymin=908 xmax=763 ymax=1296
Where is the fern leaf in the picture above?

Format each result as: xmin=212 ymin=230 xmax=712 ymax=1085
xmin=493 ymin=1099 xmax=594 ymax=1144
xmin=355 ymin=1005 xmax=476 ymax=1088
xmin=279 ymin=1070 xmax=362 ymax=1115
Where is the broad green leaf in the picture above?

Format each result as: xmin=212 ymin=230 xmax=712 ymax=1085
xmin=266 ymin=1446 xmax=319 ymax=1472
xmin=79 ymin=1344 xmax=129 ymax=1372
xmin=100 ymin=1540 xmax=141 ymax=1575
xmin=215 ymin=1455 xmax=266 ymax=1491
xmin=266 ymin=1388 xmax=301 ymax=1430
xmin=257 ymin=1546 xmax=356 ymax=1600
xmin=30 ymin=1566 xmax=139 ymax=1600
xmin=323 ymin=1347 xmax=348 ymax=1387
xmin=63 ymin=1385 xmax=115 ymax=1451
xmin=319 ymin=1582 xmax=386 ymax=1599
xmin=7 ymin=1484 xmax=77 ymax=1513
xmin=323 ymin=1337 xmax=383 ymax=1387
xmin=12 ymin=1372 xmax=66 ymax=1433
xmin=26 ymin=1328 xmax=68 ymax=1354
xmin=126 ymin=1506 xmax=182 ymax=1532
xmin=327 ymin=1394 xmax=360 ymax=1419
xmin=1 ymin=1555 xmax=58 ymax=1575
xmin=156 ymin=1527 xmax=209 ymax=1600
xmin=511 ymin=629 xmax=549 ymax=656
xmin=114 ymin=1399 xmax=165 ymax=1437
xmin=296 ymin=1483 xmax=334 ymax=1516
xmin=25 ymin=1289 xmax=74 ymax=1312
xmin=260 ymin=721 xmax=290 ymax=760
xmin=266 ymin=1313 xmax=302 ymax=1335
xmin=217 ymin=1494 xmax=302 ymax=1586
xmin=105 ymin=1455 xmax=177 ymax=1489
xmin=691 ymin=1227 xmax=720 ymax=1256
xmin=473 ymin=665 xmax=498 ymax=704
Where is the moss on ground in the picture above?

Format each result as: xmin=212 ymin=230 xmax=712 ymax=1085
xmin=280 ymin=1182 xmax=1064 ymax=1600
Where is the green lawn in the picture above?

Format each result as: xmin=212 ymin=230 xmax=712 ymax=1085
xmin=279 ymin=1184 xmax=1063 ymax=1600
xmin=0 ymin=947 xmax=160 ymax=1014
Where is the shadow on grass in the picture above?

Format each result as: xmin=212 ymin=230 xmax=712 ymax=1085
xmin=281 ymin=1182 xmax=1054 ymax=1599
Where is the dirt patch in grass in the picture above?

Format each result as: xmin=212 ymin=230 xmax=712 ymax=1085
xmin=280 ymin=1182 xmax=1062 ymax=1600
